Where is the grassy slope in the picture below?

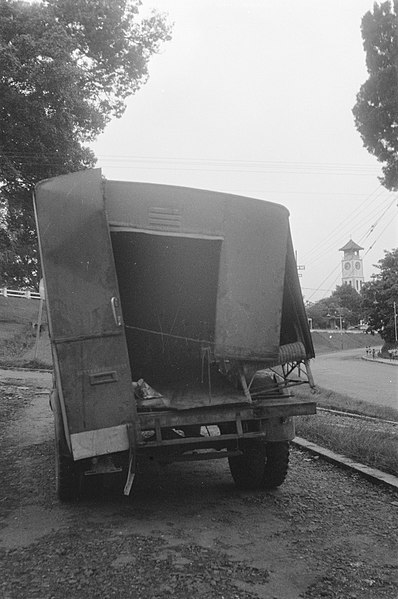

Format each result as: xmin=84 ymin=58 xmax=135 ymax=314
xmin=0 ymin=296 xmax=41 ymax=324
xmin=0 ymin=296 xmax=50 ymax=368
xmin=0 ymin=297 xmax=40 ymax=343
xmin=311 ymin=330 xmax=382 ymax=354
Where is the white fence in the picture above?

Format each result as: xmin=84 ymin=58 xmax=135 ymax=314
xmin=0 ymin=287 xmax=41 ymax=300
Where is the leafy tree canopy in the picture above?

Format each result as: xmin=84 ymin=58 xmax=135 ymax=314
xmin=352 ymin=0 xmax=398 ymax=191
xmin=306 ymin=285 xmax=363 ymax=329
xmin=306 ymin=298 xmax=337 ymax=330
xmin=0 ymin=0 xmax=171 ymax=287
xmin=361 ymin=248 xmax=398 ymax=342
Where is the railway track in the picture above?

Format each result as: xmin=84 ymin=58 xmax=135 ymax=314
xmin=317 ymin=406 xmax=398 ymax=426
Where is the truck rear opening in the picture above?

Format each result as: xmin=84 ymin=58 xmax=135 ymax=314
xmin=111 ymin=230 xmax=221 ymax=387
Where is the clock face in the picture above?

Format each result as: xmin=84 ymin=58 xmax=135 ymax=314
xmin=344 ymin=262 xmax=351 ymax=270
xmin=355 ymin=261 xmax=361 ymax=270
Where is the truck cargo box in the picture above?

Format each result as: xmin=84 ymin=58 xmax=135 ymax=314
xmin=34 ymin=169 xmax=316 ymax=499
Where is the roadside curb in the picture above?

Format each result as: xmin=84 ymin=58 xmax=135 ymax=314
xmin=361 ymin=355 xmax=398 ymax=366
xmin=293 ymin=436 xmax=398 ymax=492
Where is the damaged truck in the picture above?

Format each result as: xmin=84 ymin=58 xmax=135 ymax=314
xmin=34 ymin=169 xmax=316 ymax=500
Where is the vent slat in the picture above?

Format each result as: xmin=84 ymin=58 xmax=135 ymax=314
xmin=148 ymin=207 xmax=181 ymax=230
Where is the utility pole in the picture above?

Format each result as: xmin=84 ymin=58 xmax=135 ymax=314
xmin=295 ymin=251 xmax=305 ymax=278
xmin=394 ymin=301 xmax=397 ymax=343
xmin=339 ymin=312 xmax=343 ymax=350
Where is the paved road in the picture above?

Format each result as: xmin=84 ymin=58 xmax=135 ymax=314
xmin=311 ymin=348 xmax=398 ymax=409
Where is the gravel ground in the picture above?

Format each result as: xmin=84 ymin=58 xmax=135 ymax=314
xmin=0 ymin=380 xmax=397 ymax=599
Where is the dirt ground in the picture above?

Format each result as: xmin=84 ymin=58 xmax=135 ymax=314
xmin=0 ymin=372 xmax=397 ymax=599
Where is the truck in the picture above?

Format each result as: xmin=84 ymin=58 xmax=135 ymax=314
xmin=34 ymin=168 xmax=316 ymax=500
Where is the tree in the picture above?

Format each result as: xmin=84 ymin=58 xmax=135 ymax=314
xmin=361 ymin=248 xmax=398 ymax=343
xmin=331 ymin=285 xmax=363 ymax=326
xmin=306 ymin=299 xmax=331 ymax=330
xmin=352 ymin=1 xmax=398 ymax=191
xmin=0 ymin=0 xmax=171 ymax=287
xmin=306 ymin=285 xmax=363 ymax=329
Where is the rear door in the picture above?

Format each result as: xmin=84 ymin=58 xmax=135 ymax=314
xmin=34 ymin=169 xmax=136 ymax=459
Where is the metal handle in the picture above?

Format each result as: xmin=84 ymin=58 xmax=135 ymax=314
xmin=111 ymin=296 xmax=122 ymax=327
xmin=89 ymin=371 xmax=118 ymax=385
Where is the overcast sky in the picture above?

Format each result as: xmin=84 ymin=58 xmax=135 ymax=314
xmin=92 ymin=0 xmax=398 ymax=303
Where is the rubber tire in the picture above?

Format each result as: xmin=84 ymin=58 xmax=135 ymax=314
xmin=228 ymin=440 xmax=289 ymax=490
xmin=55 ymin=444 xmax=80 ymax=501
xmin=53 ymin=394 xmax=80 ymax=501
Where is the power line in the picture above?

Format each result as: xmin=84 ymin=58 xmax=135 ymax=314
xmin=305 ymin=194 xmax=395 ymax=268
xmin=5 ymin=153 xmax=381 ymax=169
xmin=215 ymin=190 xmax=371 ymax=197
xmin=97 ymin=164 xmax=380 ymax=177
xmin=302 ymin=286 xmax=336 ymax=292
xmin=305 ymin=191 xmax=394 ymax=255
xmin=361 ymin=197 xmax=397 ymax=241
xmin=303 ymin=201 xmax=397 ymax=302
xmin=306 ymin=263 xmax=342 ymax=302
xmin=95 ymin=155 xmax=381 ymax=171
xmin=364 ymin=210 xmax=398 ymax=256
xmin=301 ymin=185 xmax=385 ymax=263
xmin=4 ymin=156 xmax=382 ymax=177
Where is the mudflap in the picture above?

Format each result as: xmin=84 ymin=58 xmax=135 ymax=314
xmin=123 ymin=423 xmax=137 ymax=496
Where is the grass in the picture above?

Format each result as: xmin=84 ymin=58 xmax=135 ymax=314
xmin=0 ymin=295 xmax=40 ymax=324
xmin=293 ymin=383 xmax=398 ymax=422
xmin=293 ymin=384 xmax=398 ymax=476
xmin=0 ymin=296 xmax=51 ymax=368
xmin=295 ymin=414 xmax=398 ymax=477
xmin=0 ymin=324 xmax=36 ymax=362
xmin=0 ymin=324 xmax=49 ymax=369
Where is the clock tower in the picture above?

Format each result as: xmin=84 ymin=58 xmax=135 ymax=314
xmin=339 ymin=239 xmax=364 ymax=292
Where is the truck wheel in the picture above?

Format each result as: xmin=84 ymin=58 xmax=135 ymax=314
xmin=228 ymin=440 xmax=289 ymax=490
xmin=55 ymin=441 xmax=80 ymax=501
xmin=53 ymin=394 xmax=80 ymax=501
